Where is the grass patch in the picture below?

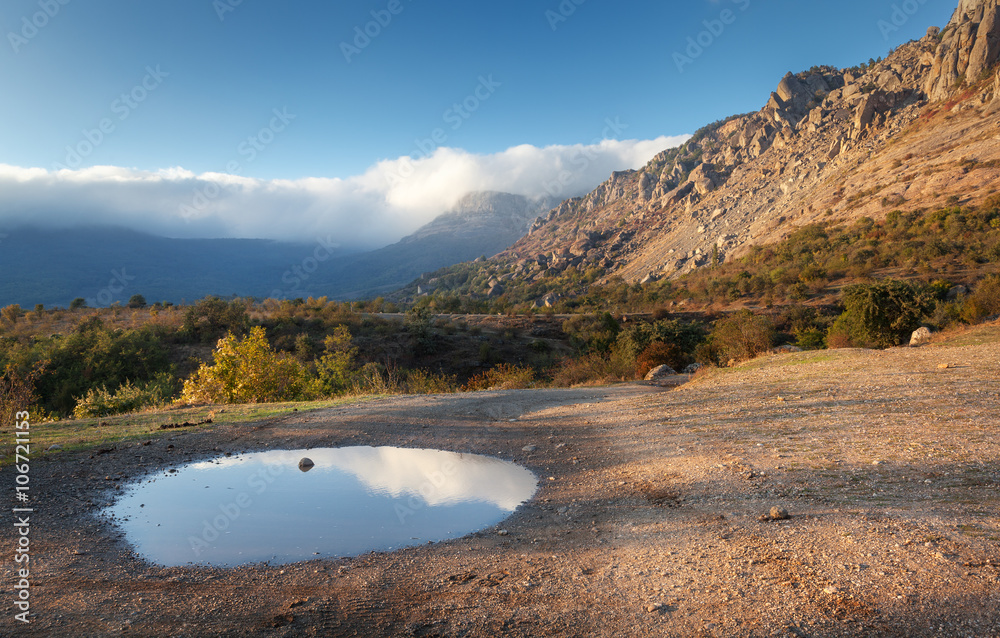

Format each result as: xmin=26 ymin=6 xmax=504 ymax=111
xmin=0 ymin=397 xmax=364 ymax=465
xmin=932 ymin=322 xmax=1000 ymax=348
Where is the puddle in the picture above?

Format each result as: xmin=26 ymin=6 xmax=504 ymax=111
xmin=105 ymin=446 xmax=537 ymax=567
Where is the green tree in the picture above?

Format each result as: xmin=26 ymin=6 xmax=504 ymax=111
xmin=314 ymin=326 xmax=357 ymax=395
xmin=182 ymin=297 xmax=250 ymax=342
xmin=829 ymin=280 xmax=933 ymax=349
xmin=70 ymin=298 xmax=87 ymax=310
xmin=128 ymin=294 xmax=148 ymax=309
xmin=181 ymin=326 xmax=308 ymax=404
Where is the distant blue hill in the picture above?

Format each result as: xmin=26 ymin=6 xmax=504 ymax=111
xmin=0 ymin=192 xmax=553 ymax=307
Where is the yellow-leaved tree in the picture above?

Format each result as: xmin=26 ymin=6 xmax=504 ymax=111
xmin=181 ymin=326 xmax=309 ymax=404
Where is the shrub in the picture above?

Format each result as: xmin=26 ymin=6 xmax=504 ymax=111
xmin=181 ymin=326 xmax=309 ymax=404
xmin=830 ymin=280 xmax=934 ymax=348
xmin=463 ymin=363 xmax=536 ymax=391
xmin=635 ymin=341 xmax=684 ymax=377
xmin=550 ymin=345 xmax=635 ymax=387
xmin=73 ymin=373 xmax=176 ymax=418
xmin=404 ymin=369 xmax=457 ymax=394
xmin=313 ymin=326 xmax=357 ymax=396
xmin=29 ymin=319 xmax=172 ymax=416
xmin=960 ymin=275 xmax=1000 ymax=323
xmin=353 ymin=362 xmax=404 ymax=395
xmin=182 ymin=297 xmax=250 ymax=342
xmin=1 ymin=304 xmax=23 ymax=326
xmin=0 ymin=363 xmax=44 ymax=428
xmin=710 ymin=310 xmax=775 ymax=365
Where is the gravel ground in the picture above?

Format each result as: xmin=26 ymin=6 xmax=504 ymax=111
xmin=2 ymin=326 xmax=1000 ymax=637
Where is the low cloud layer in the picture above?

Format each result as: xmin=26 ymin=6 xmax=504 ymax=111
xmin=0 ymin=135 xmax=687 ymax=249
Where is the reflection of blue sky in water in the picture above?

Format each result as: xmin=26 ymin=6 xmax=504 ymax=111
xmin=105 ymin=447 xmax=537 ymax=567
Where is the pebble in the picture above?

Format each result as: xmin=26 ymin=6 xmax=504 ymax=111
xmin=646 ymin=602 xmax=665 ymax=613
xmin=47 ymin=444 xmax=63 ymax=451
xmin=823 ymin=586 xmax=840 ymax=595
xmin=497 ymin=529 xmax=509 ymax=536
xmin=522 ymin=445 xmax=537 ymax=453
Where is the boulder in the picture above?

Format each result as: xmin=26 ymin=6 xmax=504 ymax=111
xmin=776 ymin=72 xmax=811 ymax=114
xmin=946 ymin=284 xmax=969 ymax=300
xmin=910 ymin=327 xmax=933 ymax=346
xmin=687 ymin=163 xmax=720 ymax=196
xmin=682 ymin=363 xmax=703 ymax=374
xmin=644 ymin=364 xmax=677 ymax=381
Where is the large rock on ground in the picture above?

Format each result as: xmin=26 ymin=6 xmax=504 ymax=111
xmin=910 ymin=327 xmax=933 ymax=346
xmin=645 ymin=365 xmax=677 ymax=381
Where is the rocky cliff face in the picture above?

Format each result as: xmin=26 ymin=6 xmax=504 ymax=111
xmin=925 ymin=0 xmax=1000 ymax=101
xmin=481 ymin=2 xmax=1000 ymax=296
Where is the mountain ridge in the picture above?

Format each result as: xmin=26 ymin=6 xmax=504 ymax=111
xmin=0 ymin=191 xmax=554 ymax=307
xmin=418 ymin=0 xmax=1000 ymax=303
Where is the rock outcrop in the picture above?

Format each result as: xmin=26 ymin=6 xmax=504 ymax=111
xmin=925 ymin=0 xmax=1000 ymax=101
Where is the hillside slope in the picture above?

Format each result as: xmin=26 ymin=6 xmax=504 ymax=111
xmin=423 ymin=0 xmax=1000 ymax=302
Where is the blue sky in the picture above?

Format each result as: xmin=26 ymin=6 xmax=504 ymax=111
xmin=0 ymin=0 xmax=959 ymax=245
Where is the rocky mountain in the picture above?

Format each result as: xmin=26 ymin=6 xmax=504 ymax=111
xmin=0 ymin=191 xmax=553 ymax=307
xmin=443 ymin=0 xmax=1000 ymax=299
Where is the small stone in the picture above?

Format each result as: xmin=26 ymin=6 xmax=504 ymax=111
xmin=646 ymin=602 xmax=664 ymax=613
xmin=938 ymin=363 xmax=951 ymax=369
xmin=47 ymin=444 xmax=63 ymax=451
xmin=823 ymin=586 xmax=840 ymax=595
xmin=497 ymin=529 xmax=509 ymax=536
xmin=769 ymin=506 xmax=790 ymax=521
xmin=298 ymin=458 xmax=315 ymax=472
xmin=522 ymin=445 xmax=537 ymax=453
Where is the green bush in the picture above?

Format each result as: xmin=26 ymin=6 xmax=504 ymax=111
xmin=960 ymin=275 xmax=1000 ymax=323
xmin=463 ymin=363 xmax=536 ymax=391
xmin=708 ymin=310 xmax=776 ymax=365
xmin=182 ymin=297 xmax=250 ymax=342
xmin=27 ymin=318 xmax=173 ymax=415
xmin=73 ymin=373 xmax=176 ymax=418
xmin=829 ymin=280 xmax=933 ymax=348
xmin=549 ymin=345 xmax=635 ymax=387
xmin=313 ymin=326 xmax=357 ymax=396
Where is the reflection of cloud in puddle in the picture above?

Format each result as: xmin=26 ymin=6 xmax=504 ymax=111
xmin=269 ymin=447 xmax=535 ymax=511
xmin=185 ymin=447 xmax=536 ymax=511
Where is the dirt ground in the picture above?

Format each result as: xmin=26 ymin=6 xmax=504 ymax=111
xmin=3 ymin=327 xmax=1000 ymax=637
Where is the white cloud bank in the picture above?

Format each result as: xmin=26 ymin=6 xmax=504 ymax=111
xmin=0 ymin=135 xmax=688 ymax=249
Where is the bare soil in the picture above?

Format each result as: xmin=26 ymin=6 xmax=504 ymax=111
xmin=3 ymin=327 xmax=1000 ymax=637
